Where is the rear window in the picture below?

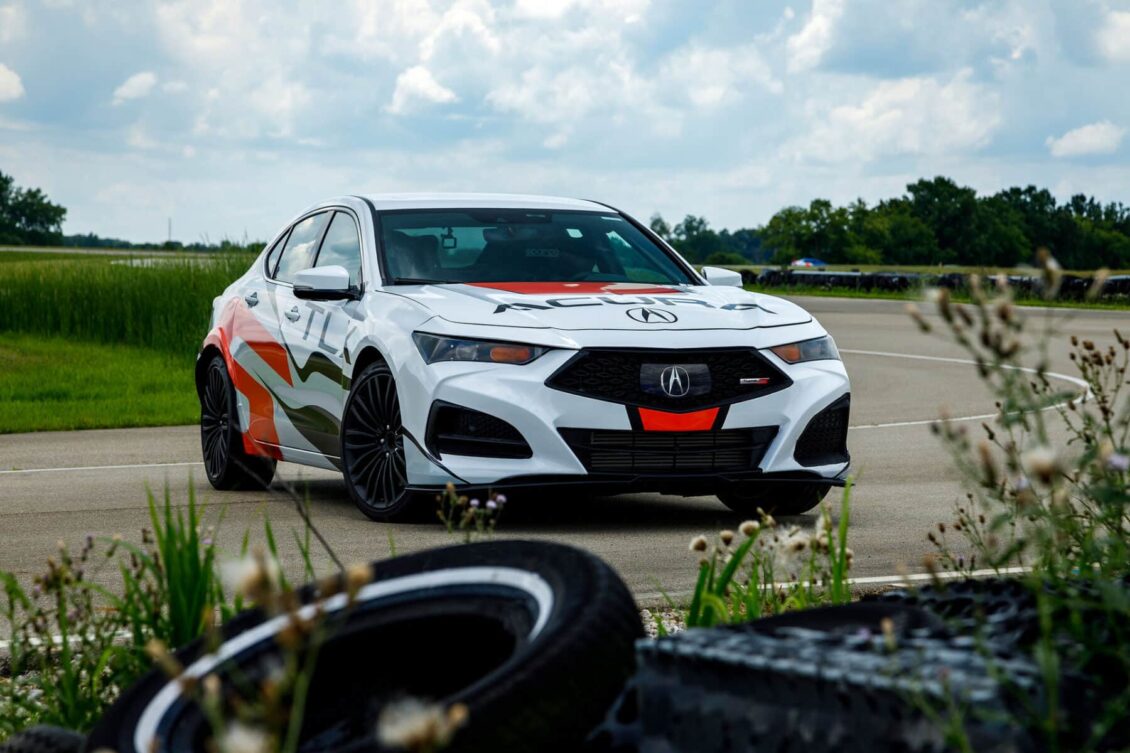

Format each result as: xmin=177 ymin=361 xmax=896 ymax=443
xmin=378 ymin=210 xmax=692 ymax=285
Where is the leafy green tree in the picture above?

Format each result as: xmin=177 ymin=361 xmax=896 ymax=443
xmin=648 ymin=213 xmax=673 ymax=243
xmin=703 ymin=251 xmax=748 ymax=266
xmin=0 ymin=170 xmax=67 ymax=245
xmin=906 ymin=176 xmax=975 ymax=262
xmin=670 ymin=214 xmax=724 ymax=262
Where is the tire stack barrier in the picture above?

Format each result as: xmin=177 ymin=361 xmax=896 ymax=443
xmin=590 ymin=579 xmax=1129 ymax=753
xmin=741 ymin=268 xmax=1130 ymax=303
xmin=618 ymin=606 xmax=1043 ymax=752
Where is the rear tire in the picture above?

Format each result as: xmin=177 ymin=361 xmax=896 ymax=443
xmin=717 ymin=481 xmax=830 ymax=517
xmin=199 ymin=354 xmax=276 ymax=490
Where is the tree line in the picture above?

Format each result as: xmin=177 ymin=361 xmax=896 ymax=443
xmin=650 ymin=176 xmax=1130 ymax=270
xmin=5 ymin=169 xmax=1130 ymax=269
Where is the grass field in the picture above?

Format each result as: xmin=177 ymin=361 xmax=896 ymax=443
xmin=0 ymin=249 xmax=251 ymax=433
xmin=0 ymin=333 xmax=197 ymax=434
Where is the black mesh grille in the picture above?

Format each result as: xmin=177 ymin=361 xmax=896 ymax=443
xmin=546 ymin=348 xmax=790 ymax=410
xmin=427 ymin=403 xmax=532 ymax=459
xmin=794 ymin=395 xmax=850 ymax=466
xmin=560 ymin=427 xmax=778 ymax=473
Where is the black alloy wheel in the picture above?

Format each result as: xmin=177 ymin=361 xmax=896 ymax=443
xmin=342 ymin=361 xmax=415 ymax=520
xmin=199 ymin=354 xmax=276 ymax=490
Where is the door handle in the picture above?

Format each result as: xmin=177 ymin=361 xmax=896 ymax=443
xmin=244 ymin=291 xmax=259 ymax=307
xmin=285 ymin=306 xmax=301 ymax=322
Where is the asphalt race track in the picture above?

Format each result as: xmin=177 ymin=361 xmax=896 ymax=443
xmin=1 ymin=296 xmax=1123 ymax=602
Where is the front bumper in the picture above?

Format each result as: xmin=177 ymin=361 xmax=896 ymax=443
xmin=396 ymin=338 xmax=851 ymax=494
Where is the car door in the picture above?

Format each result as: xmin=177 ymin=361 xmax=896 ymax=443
xmin=272 ymin=209 xmax=363 ymax=462
xmin=224 ymin=230 xmax=294 ymax=451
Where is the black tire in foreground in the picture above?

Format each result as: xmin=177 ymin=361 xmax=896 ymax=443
xmin=716 ymin=481 xmax=830 ymax=517
xmin=341 ymin=361 xmax=417 ymax=521
xmin=0 ymin=726 xmax=84 ymax=753
xmin=199 ymin=354 xmax=276 ymax=490
xmin=86 ymin=540 xmax=643 ymax=753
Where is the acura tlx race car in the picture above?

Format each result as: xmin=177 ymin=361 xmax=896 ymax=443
xmin=197 ymin=194 xmax=850 ymax=521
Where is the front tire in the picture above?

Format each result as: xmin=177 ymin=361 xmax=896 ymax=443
xmin=199 ymin=355 xmax=276 ymax=490
xmin=717 ymin=481 xmax=831 ymax=517
xmin=341 ymin=361 xmax=416 ymax=521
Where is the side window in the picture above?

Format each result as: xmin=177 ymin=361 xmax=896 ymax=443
xmin=315 ymin=211 xmax=363 ymax=286
xmin=264 ymin=229 xmax=290 ymax=277
xmin=274 ymin=212 xmax=329 ymax=284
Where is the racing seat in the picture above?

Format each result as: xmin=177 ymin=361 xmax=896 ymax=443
xmin=387 ymin=231 xmax=440 ymax=280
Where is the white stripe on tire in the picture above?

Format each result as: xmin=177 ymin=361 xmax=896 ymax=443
xmin=134 ymin=566 xmax=554 ymax=753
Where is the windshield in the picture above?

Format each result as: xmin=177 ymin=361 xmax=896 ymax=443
xmin=378 ymin=210 xmax=694 ymax=286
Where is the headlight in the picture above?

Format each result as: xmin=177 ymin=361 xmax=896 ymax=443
xmin=412 ymin=332 xmax=550 ymax=365
xmin=768 ymin=335 xmax=840 ymax=364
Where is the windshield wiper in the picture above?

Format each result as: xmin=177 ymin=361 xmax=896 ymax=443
xmin=388 ymin=277 xmax=454 ymax=286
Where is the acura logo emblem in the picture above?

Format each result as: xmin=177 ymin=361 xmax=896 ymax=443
xmin=626 ymin=307 xmax=678 ymax=324
xmin=660 ymin=365 xmax=691 ymax=397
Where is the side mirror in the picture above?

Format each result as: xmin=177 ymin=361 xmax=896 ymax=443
xmin=292 ymin=266 xmax=357 ymax=301
xmin=700 ymin=266 xmax=744 ymax=287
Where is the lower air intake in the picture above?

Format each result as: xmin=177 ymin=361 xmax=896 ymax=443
xmin=559 ymin=427 xmax=778 ymax=474
xmin=427 ymin=403 xmax=532 ymax=459
xmin=794 ymin=394 xmax=850 ymax=466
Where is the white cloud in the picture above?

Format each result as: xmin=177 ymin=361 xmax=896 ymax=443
xmin=659 ymin=43 xmax=782 ymax=107
xmin=0 ymin=3 xmax=27 ymax=43
xmin=112 ymin=71 xmax=158 ymax=105
xmin=788 ymin=69 xmax=1000 ymax=163
xmin=512 ymin=0 xmax=647 ymax=23
xmin=786 ymin=0 xmax=844 ymax=72
xmin=0 ymin=63 xmax=24 ymax=102
xmin=162 ymin=80 xmax=188 ymax=93
xmin=1046 ymin=120 xmax=1125 ymax=158
xmin=386 ymin=66 xmax=457 ymax=115
xmin=1096 ymin=9 xmax=1130 ymax=62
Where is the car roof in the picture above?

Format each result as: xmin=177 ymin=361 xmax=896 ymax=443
xmin=347 ymin=193 xmax=610 ymax=212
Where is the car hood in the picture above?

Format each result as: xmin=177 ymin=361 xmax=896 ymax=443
xmin=386 ymin=282 xmax=812 ymax=332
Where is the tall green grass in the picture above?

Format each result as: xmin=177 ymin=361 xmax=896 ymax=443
xmin=0 ymin=253 xmax=255 ymax=358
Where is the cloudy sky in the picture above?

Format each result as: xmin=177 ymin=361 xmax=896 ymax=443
xmin=1 ymin=0 xmax=1128 ymax=243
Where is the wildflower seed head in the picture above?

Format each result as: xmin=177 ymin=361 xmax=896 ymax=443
xmin=486 ymin=499 xmax=497 ymax=511
xmin=346 ymin=562 xmax=373 ymax=598
xmin=377 ymin=698 xmax=465 ymax=751
xmin=469 ymin=498 xmax=480 ymax=508
xmin=719 ymin=530 xmax=734 ymax=547
xmin=740 ymin=520 xmax=759 ymax=537
xmin=1020 ymin=445 xmax=1059 ymax=484
xmin=689 ymin=535 xmax=708 ymax=553
xmin=220 ymin=722 xmax=272 ymax=753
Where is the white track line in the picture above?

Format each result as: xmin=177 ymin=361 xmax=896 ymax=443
xmin=0 ymin=461 xmax=202 ymax=475
xmin=0 ymin=350 xmax=1088 ymax=474
xmin=841 ymin=348 xmax=1089 ymax=430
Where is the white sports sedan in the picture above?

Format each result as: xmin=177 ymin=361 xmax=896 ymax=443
xmin=197 ymin=194 xmax=850 ymax=520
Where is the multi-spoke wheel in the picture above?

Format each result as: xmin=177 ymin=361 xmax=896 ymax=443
xmin=199 ymin=354 xmax=276 ymax=490
xmin=341 ymin=361 xmax=416 ymax=520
